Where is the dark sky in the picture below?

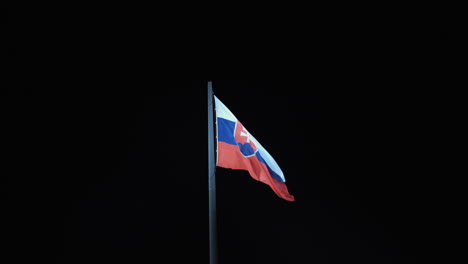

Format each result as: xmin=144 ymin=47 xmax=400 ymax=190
xmin=7 ymin=8 xmax=451 ymax=262
xmin=7 ymin=78 xmax=445 ymax=264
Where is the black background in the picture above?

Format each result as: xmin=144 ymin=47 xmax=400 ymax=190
xmin=7 ymin=79 xmax=446 ymax=263
xmin=6 ymin=7 xmax=453 ymax=263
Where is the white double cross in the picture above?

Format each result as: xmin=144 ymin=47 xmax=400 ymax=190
xmin=239 ymin=128 xmax=252 ymax=143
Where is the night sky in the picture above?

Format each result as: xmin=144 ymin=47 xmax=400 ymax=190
xmin=7 ymin=8 xmax=451 ymax=262
xmin=7 ymin=77 xmax=446 ymax=264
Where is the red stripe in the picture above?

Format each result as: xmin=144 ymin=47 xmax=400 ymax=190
xmin=217 ymin=141 xmax=295 ymax=201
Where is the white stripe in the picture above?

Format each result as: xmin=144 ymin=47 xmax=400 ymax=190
xmin=214 ymin=96 xmax=237 ymax=122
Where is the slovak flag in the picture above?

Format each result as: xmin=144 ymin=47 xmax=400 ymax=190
xmin=215 ymin=96 xmax=295 ymax=201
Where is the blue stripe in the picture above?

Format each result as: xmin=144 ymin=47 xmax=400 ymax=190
xmin=217 ymin=118 xmax=237 ymax=145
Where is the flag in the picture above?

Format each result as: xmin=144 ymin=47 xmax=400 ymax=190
xmin=215 ymin=96 xmax=295 ymax=201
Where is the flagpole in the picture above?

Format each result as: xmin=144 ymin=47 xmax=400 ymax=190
xmin=208 ymin=81 xmax=218 ymax=264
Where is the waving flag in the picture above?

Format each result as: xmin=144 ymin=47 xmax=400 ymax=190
xmin=215 ymin=96 xmax=295 ymax=201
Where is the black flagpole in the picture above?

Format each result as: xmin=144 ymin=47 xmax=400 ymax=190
xmin=208 ymin=81 xmax=218 ymax=264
